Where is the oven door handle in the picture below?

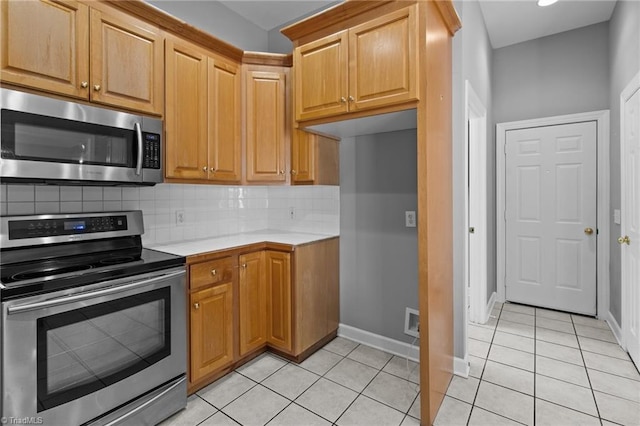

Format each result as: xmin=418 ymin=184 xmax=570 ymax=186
xmin=7 ymin=269 xmax=185 ymax=315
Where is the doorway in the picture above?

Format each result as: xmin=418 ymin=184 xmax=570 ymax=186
xmin=496 ymin=111 xmax=610 ymax=317
xmin=620 ymin=71 xmax=640 ymax=367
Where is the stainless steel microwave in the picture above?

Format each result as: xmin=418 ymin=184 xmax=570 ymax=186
xmin=0 ymin=88 xmax=162 ymax=185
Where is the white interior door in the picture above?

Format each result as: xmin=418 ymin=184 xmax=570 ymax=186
xmin=505 ymin=122 xmax=597 ymax=315
xmin=622 ymin=82 xmax=640 ymax=367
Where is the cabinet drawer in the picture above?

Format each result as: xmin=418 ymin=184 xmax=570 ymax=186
xmin=190 ymin=257 xmax=235 ymax=290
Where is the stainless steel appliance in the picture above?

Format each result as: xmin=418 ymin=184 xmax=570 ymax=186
xmin=0 ymin=88 xmax=162 ymax=185
xmin=0 ymin=211 xmax=186 ymax=426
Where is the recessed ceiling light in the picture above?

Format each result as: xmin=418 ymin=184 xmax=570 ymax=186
xmin=538 ymin=0 xmax=559 ymax=6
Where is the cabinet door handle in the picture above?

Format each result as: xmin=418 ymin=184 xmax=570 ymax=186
xmin=348 ymin=95 xmax=354 ymax=102
xmin=81 ymin=81 xmax=88 ymax=88
xmin=193 ymin=302 xmax=200 ymax=310
xmin=291 ymin=170 xmax=297 ymax=175
xmin=202 ymin=166 xmax=208 ymax=172
xmin=241 ymin=263 xmax=247 ymax=269
xmin=211 ymin=269 xmax=217 ymax=276
xmin=279 ymin=170 xmax=285 ymax=175
xmin=210 ymin=168 xmax=216 ymax=173
xmin=340 ymin=97 xmax=347 ymax=103
xmin=93 ymin=84 xmax=101 ymax=92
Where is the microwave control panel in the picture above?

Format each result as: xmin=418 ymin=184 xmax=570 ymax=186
xmin=8 ymin=215 xmax=128 ymax=239
xmin=142 ymin=133 xmax=161 ymax=169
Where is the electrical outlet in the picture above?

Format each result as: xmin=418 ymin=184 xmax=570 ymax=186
xmin=405 ymin=211 xmax=416 ymax=227
xmin=289 ymin=207 xmax=296 ymax=220
xmin=404 ymin=307 xmax=420 ymax=337
xmin=175 ymin=210 xmax=185 ymax=226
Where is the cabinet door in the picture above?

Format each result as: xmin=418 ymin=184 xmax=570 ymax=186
xmin=239 ymin=251 xmax=267 ymax=356
xmin=90 ymin=6 xmax=163 ymax=115
xmin=165 ymin=37 xmax=208 ymax=180
xmin=348 ymin=5 xmax=417 ymax=112
xmin=245 ymin=69 xmax=287 ymax=183
xmin=0 ymin=0 xmax=89 ymax=99
xmin=190 ymin=283 xmax=234 ymax=383
xmin=294 ymin=31 xmax=348 ymax=121
xmin=291 ymin=129 xmax=315 ymax=184
xmin=208 ymin=56 xmax=241 ymax=183
xmin=266 ymin=251 xmax=292 ymax=352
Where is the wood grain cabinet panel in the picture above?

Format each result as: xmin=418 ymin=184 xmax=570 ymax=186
xmin=165 ymin=37 xmax=208 ymax=180
xmin=238 ymin=251 xmax=267 ymax=356
xmin=292 ymin=130 xmax=339 ymax=185
xmin=190 ymin=256 xmax=235 ymax=291
xmin=190 ymin=282 xmax=234 ymax=383
xmin=292 ymin=5 xmax=417 ymax=122
xmin=266 ymin=251 xmax=292 ymax=353
xmin=245 ymin=68 xmax=287 ymax=183
xmin=90 ymin=6 xmax=164 ymax=115
xmin=293 ymin=31 xmax=348 ymax=121
xmin=0 ymin=0 xmax=89 ymax=98
xmin=208 ymin=56 xmax=241 ymax=183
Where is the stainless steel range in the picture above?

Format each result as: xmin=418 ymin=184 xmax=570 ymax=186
xmin=0 ymin=211 xmax=187 ymax=426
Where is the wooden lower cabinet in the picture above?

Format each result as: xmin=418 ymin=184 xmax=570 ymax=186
xmin=238 ymin=251 xmax=267 ymax=356
xmin=266 ymin=251 xmax=292 ymax=352
xmin=189 ymin=282 xmax=234 ymax=383
xmin=187 ymin=238 xmax=338 ymax=392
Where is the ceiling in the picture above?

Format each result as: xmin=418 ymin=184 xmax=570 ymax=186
xmin=216 ymin=0 xmax=617 ymax=49
xmin=478 ymin=0 xmax=617 ymax=48
xmin=219 ymin=0 xmax=335 ymax=31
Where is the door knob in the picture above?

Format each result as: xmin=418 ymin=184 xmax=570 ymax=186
xmin=93 ymin=84 xmax=101 ymax=91
xmin=584 ymin=227 xmax=594 ymax=235
xmin=193 ymin=302 xmax=200 ymax=310
xmin=618 ymin=235 xmax=631 ymax=245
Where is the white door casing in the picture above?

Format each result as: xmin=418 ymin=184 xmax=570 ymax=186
xmin=621 ymin=71 xmax=640 ymax=367
xmin=505 ymin=122 xmax=597 ymax=315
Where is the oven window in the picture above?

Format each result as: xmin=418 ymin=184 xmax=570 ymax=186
xmin=1 ymin=109 xmax=135 ymax=167
xmin=36 ymin=287 xmax=171 ymax=411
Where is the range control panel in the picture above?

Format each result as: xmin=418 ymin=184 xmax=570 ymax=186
xmin=8 ymin=215 xmax=128 ymax=239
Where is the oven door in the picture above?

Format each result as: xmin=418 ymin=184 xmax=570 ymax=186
xmin=1 ymin=267 xmax=186 ymax=425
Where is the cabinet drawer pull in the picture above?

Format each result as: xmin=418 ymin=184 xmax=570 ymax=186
xmin=194 ymin=302 xmax=200 ymax=310
xmin=211 ymin=269 xmax=217 ymax=276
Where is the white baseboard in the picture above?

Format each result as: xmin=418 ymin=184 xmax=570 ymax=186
xmin=338 ymin=324 xmax=420 ymax=362
xmin=606 ymin=311 xmax=624 ymax=347
xmin=484 ymin=292 xmax=497 ymax=323
xmin=454 ymin=357 xmax=469 ymax=378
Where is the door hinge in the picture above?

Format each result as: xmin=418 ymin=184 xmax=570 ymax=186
xmin=504 ymin=210 xmax=507 ymax=221
xmin=504 ymin=144 xmax=507 ymax=155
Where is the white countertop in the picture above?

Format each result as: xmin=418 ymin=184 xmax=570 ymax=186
xmin=148 ymin=230 xmax=339 ymax=257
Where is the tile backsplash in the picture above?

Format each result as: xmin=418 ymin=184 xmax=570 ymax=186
xmin=0 ymin=183 xmax=339 ymax=246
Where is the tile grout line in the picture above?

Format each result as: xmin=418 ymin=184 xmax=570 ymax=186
xmin=572 ymin=315 xmax=604 ymax=423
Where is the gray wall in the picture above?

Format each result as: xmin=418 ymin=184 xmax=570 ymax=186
xmin=147 ymin=1 xmax=269 ymax=51
xmin=608 ymin=0 xmax=640 ymax=325
xmin=340 ymin=130 xmax=418 ymax=344
xmin=451 ymin=0 xmax=493 ymax=359
xmin=493 ymin=22 xmax=610 ymax=125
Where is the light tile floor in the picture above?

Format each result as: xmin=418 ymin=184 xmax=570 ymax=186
xmin=160 ymin=337 xmax=421 ymax=426
xmin=437 ymin=301 xmax=640 ymax=426
xmin=160 ymin=301 xmax=640 ymax=426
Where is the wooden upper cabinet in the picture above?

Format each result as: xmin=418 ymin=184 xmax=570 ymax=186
xmin=245 ymin=68 xmax=287 ymax=183
xmin=294 ymin=31 xmax=348 ymax=121
xmin=266 ymin=251 xmax=292 ymax=353
xmin=292 ymin=130 xmax=339 ymax=185
xmin=190 ymin=281 xmax=234 ymax=383
xmin=292 ymin=5 xmax=417 ymax=122
xmin=0 ymin=0 xmax=89 ymax=99
xmin=208 ymin=56 xmax=241 ymax=183
xmin=238 ymin=251 xmax=267 ymax=356
xmin=165 ymin=37 xmax=208 ymax=180
xmin=90 ymin=6 xmax=163 ymax=115
xmin=348 ymin=6 xmax=417 ymax=112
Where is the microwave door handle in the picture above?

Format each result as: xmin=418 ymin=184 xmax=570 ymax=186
xmin=135 ymin=122 xmax=143 ymax=176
